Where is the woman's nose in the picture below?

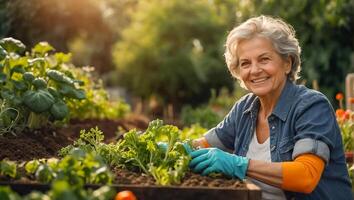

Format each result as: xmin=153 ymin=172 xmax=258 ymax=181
xmin=250 ymin=63 xmax=262 ymax=74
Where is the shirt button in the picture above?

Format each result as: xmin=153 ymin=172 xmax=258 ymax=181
xmin=270 ymin=145 xmax=276 ymax=151
xmin=271 ymin=126 xmax=275 ymax=130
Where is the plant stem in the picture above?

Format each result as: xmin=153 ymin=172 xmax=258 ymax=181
xmin=27 ymin=112 xmax=47 ymax=129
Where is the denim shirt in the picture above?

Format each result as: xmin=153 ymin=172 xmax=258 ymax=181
xmin=205 ymin=80 xmax=352 ymax=199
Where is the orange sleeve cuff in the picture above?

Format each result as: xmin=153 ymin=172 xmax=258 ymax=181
xmin=193 ymin=137 xmax=210 ymax=148
xmin=200 ymin=137 xmax=210 ymax=148
xmin=281 ymin=154 xmax=325 ymax=194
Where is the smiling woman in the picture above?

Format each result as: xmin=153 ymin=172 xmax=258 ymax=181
xmin=186 ymin=15 xmax=353 ymax=200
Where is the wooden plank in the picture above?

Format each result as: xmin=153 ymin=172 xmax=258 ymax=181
xmin=346 ymin=73 xmax=354 ymax=110
xmin=246 ymin=181 xmax=262 ymax=200
xmin=0 ymin=181 xmax=262 ymax=200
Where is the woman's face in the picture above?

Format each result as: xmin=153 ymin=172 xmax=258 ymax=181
xmin=237 ymin=36 xmax=291 ymax=98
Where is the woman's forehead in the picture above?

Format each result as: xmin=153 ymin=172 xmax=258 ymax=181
xmin=237 ymin=37 xmax=275 ymax=59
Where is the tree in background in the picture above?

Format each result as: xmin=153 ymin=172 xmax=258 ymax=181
xmin=237 ymin=0 xmax=354 ymax=102
xmin=113 ymin=0 xmax=233 ymax=107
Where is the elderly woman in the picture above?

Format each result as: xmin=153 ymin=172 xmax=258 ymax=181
xmin=189 ymin=16 xmax=352 ymax=199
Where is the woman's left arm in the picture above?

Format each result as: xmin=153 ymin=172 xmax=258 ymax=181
xmin=247 ymin=153 xmax=325 ymax=194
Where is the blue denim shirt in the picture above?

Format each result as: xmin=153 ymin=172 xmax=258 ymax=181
xmin=205 ymin=80 xmax=352 ymax=199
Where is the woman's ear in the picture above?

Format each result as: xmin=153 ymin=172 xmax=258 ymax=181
xmin=285 ymin=56 xmax=292 ymax=74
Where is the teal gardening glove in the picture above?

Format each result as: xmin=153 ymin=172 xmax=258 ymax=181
xmin=189 ymin=148 xmax=249 ymax=180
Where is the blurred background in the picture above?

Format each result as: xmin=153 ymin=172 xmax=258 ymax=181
xmin=1 ymin=0 xmax=353 ymax=124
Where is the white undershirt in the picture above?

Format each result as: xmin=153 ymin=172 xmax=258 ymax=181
xmin=246 ymin=131 xmax=287 ymax=200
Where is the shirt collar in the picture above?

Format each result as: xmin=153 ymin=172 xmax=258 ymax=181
xmin=243 ymin=79 xmax=296 ymax=121
xmin=272 ymin=79 xmax=296 ymax=121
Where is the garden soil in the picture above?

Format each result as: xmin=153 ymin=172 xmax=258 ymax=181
xmin=0 ymin=115 xmax=149 ymax=161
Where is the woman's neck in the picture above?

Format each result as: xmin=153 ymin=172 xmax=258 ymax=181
xmin=258 ymin=80 xmax=287 ymax=118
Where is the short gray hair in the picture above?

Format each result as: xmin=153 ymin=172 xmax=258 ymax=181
xmin=224 ymin=15 xmax=301 ymax=86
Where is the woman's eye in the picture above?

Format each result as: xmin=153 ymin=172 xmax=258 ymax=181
xmin=260 ymin=57 xmax=269 ymax=62
xmin=240 ymin=62 xmax=250 ymax=68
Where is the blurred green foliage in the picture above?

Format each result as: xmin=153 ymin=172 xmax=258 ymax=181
xmin=113 ymin=0 xmax=233 ymax=105
xmin=180 ymin=105 xmax=221 ymax=129
xmin=1 ymin=0 xmax=353 ymax=106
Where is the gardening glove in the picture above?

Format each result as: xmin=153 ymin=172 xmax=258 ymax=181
xmin=157 ymin=142 xmax=193 ymax=154
xmin=189 ymin=148 xmax=249 ymax=180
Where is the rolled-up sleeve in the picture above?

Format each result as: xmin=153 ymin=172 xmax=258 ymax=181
xmin=293 ymin=94 xmax=337 ymax=163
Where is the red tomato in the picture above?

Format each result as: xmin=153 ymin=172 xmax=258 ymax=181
xmin=115 ymin=190 xmax=137 ymax=200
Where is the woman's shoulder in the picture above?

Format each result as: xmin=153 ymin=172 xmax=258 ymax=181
xmin=294 ymin=84 xmax=329 ymax=101
xmin=293 ymin=84 xmax=332 ymax=109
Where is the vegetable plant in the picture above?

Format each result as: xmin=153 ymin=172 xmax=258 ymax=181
xmin=0 ymin=37 xmax=86 ymax=132
xmin=0 ymin=151 xmax=115 ymax=199
xmin=25 ymin=149 xmax=113 ymax=187
xmin=0 ymin=183 xmax=115 ymax=200
xmin=0 ymin=159 xmax=17 ymax=179
xmin=59 ymin=120 xmax=193 ymax=185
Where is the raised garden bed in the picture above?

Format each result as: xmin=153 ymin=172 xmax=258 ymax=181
xmin=0 ymin=118 xmax=262 ymax=200
xmin=0 ymin=182 xmax=261 ymax=200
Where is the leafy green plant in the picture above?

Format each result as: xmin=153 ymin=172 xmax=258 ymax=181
xmin=59 ymin=120 xmax=193 ymax=185
xmin=0 ymin=159 xmax=17 ymax=178
xmin=0 ymin=37 xmax=87 ymax=131
xmin=58 ymin=127 xmax=121 ymax=166
xmin=116 ymin=120 xmax=191 ymax=185
xmin=0 ymin=182 xmax=115 ymax=200
xmin=24 ymin=149 xmax=113 ymax=187
xmin=65 ymin=67 xmax=130 ymax=120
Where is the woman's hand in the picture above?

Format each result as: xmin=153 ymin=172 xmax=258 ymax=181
xmin=189 ymin=148 xmax=249 ymax=179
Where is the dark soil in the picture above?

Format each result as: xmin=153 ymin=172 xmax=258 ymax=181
xmin=0 ymin=115 xmax=149 ymax=161
xmin=113 ymin=168 xmax=245 ymax=189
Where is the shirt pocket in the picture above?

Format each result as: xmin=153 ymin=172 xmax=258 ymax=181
xmin=278 ymin=137 xmax=295 ymax=161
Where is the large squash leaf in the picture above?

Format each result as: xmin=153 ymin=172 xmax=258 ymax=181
xmin=23 ymin=90 xmax=55 ymax=113
xmin=50 ymin=100 xmax=69 ymax=120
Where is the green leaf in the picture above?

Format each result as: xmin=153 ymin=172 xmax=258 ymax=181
xmin=0 ymin=46 xmax=7 ymax=60
xmin=47 ymin=87 xmax=60 ymax=98
xmin=0 ymin=72 xmax=6 ymax=83
xmin=23 ymin=90 xmax=55 ymax=113
xmin=54 ymin=52 xmax=72 ymax=64
xmin=0 ymin=160 xmax=17 ymax=178
xmin=28 ymin=58 xmax=45 ymax=67
xmin=58 ymin=84 xmax=86 ymax=99
xmin=35 ymin=164 xmax=54 ymax=183
xmin=50 ymin=100 xmax=69 ymax=120
xmin=10 ymin=65 xmax=25 ymax=76
xmin=0 ymin=37 xmax=26 ymax=54
xmin=32 ymin=42 xmax=54 ymax=56
xmin=23 ymin=72 xmax=35 ymax=83
xmin=32 ymin=78 xmax=47 ymax=90
xmin=25 ymin=160 xmax=40 ymax=174
xmin=1 ymin=90 xmax=14 ymax=101
xmin=12 ymin=80 xmax=27 ymax=91
xmin=46 ymin=69 xmax=74 ymax=85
